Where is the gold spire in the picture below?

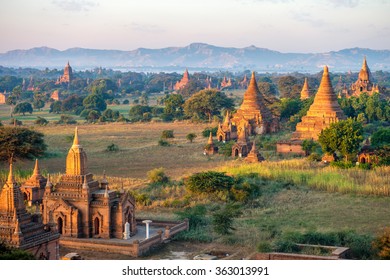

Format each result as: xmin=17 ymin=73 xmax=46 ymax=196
xmin=358 ymin=56 xmax=370 ymax=82
xmin=32 ymin=159 xmax=40 ymax=175
xmin=251 ymin=140 xmax=256 ymax=152
xmin=66 ymin=127 xmax=88 ymax=176
xmin=208 ymin=132 xmax=213 ymax=145
xmin=7 ymin=162 xmax=14 ymax=184
xmin=223 ymin=110 xmax=230 ymax=126
xmin=73 ymin=127 xmax=79 ymax=146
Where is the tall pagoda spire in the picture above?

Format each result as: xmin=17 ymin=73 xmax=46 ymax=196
xmin=7 ymin=162 xmax=15 ymax=184
xmin=208 ymin=132 xmax=214 ymax=145
xmin=0 ymin=163 xmax=25 ymax=213
xmin=66 ymin=127 xmax=88 ymax=176
xmin=358 ymin=56 xmax=370 ymax=82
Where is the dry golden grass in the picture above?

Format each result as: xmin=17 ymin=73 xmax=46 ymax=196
xmin=1 ymin=121 xmax=229 ymax=180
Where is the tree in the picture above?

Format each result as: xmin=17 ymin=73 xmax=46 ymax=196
xmin=161 ymin=130 xmax=174 ymax=139
xmin=0 ymin=241 xmax=35 ymax=260
xmin=0 ymin=127 xmax=47 ymax=162
xmin=177 ymin=80 xmax=204 ymax=97
xmin=279 ymin=98 xmax=302 ymax=119
xmin=13 ymin=102 xmax=33 ymax=115
xmin=302 ymin=139 xmax=319 ymax=156
xmin=186 ymin=133 xmax=197 ymax=143
xmin=129 ymin=105 xmax=151 ymax=121
xmin=184 ymin=89 xmax=234 ymax=122
xmin=163 ymin=94 xmax=184 ymax=120
xmin=49 ymin=101 xmax=62 ymax=114
xmin=277 ymin=76 xmax=300 ymax=98
xmin=147 ymin=167 xmax=169 ymax=184
xmin=33 ymin=99 xmax=45 ymax=111
xmin=83 ymin=94 xmax=107 ymax=112
xmin=212 ymin=203 xmax=242 ymax=235
xmin=318 ymin=118 xmax=363 ymax=161
xmin=371 ymin=128 xmax=390 ymax=148
xmin=185 ymin=171 xmax=234 ymax=195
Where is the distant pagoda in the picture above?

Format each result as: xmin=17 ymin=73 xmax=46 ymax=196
xmin=300 ymin=78 xmax=310 ymax=100
xmin=174 ymin=69 xmax=190 ymax=90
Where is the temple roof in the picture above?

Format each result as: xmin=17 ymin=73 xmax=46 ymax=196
xmin=237 ymin=72 xmax=273 ymax=118
xmin=358 ymin=56 xmax=370 ymax=82
xmin=306 ymin=66 xmax=345 ymax=119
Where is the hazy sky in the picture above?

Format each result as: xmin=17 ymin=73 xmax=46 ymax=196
xmin=0 ymin=0 xmax=389 ymax=53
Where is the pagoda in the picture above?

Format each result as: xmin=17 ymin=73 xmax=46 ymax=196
xmin=300 ymin=78 xmax=310 ymax=100
xmin=231 ymin=125 xmax=250 ymax=158
xmin=292 ymin=65 xmax=346 ymax=140
xmin=55 ymin=61 xmax=73 ymax=85
xmin=245 ymin=141 xmax=264 ymax=163
xmin=174 ymin=69 xmax=190 ymax=90
xmin=232 ymin=72 xmax=279 ymax=135
xmin=204 ymin=132 xmax=218 ymax=155
xmin=348 ymin=57 xmax=379 ymax=97
xmin=0 ymin=163 xmax=60 ymax=259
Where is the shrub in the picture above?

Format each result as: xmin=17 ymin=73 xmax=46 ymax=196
xmin=158 ymin=139 xmax=170 ymax=146
xmin=175 ymin=205 xmax=208 ymax=230
xmin=330 ymin=161 xmax=354 ymax=169
xmin=372 ymin=227 xmax=390 ymax=259
xmin=106 ymin=143 xmax=119 ymax=152
xmin=257 ymin=241 xmax=273 ymax=253
xmin=123 ymin=99 xmax=130 ymax=105
xmin=202 ymin=127 xmax=218 ymax=138
xmin=186 ymin=133 xmax=197 ymax=143
xmin=161 ymin=130 xmax=174 ymax=139
xmin=9 ymin=118 xmax=23 ymax=126
xmin=307 ymin=152 xmax=322 ymax=162
xmin=185 ymin=171 xmax=234 ymax=195
xmin=56 ymin=115 xmax=77 ymax=125
xmin=147 ymin=167 xmax=169 ymax=184
xmin=35 ymin=116 xmax=48 ymax=126
xmin=212 ymin=203 xmax=242 ymax=235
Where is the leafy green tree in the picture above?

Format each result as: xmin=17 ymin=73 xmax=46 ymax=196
xmin=87 ymin=110 xmax=101 ymax=122
xmin=50 ymin=101 xmax=63 ymax=114
xmin=202 ymin=127 xmax=218 ymax=137
xmin=33 ymin=99 xmax=45 ymax=111
xmin=175 ymin=205 xmax=208 ymax=231
xmin=371 ymin=128 xmax=390 ymax=148
xmin=277 ymin=76 xmax=300 ymax=98
xmin=61 ymin=94 xmax=84 ymax=113
xmin=302 ymin=139 xmax=319 ymax=156
xmin=280 ymin=98 xmax=302 ymax=119
xmin=83 ymin=94 xmax=107 ymax=112
xmin=318 ymin=118 xmax=364 ymax=161
xmin=163 ymin=94 xmax=184 ymax=120
xmin=258 ymin=81 xmax=278 ymax=96
xmin=186 ymin=133 xmax=197 ymax=143
xmin=102 ymin=108 xmax=120 ymax=121
xmin=129 ymin=105 xmax=151 ymax=121
xmin=212 ymin=203 xmax=242 ymax=235
xmin=13 ymin=102 xmax=33 ymax=115
xmin=177 ymin=80 xmax=204 ymax=97
xmin=0 ymin=127 xmax=47 ymax=162
xmin=184 ymin=89 xmax=234 ymax=122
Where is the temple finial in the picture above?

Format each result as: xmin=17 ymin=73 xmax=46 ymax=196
xmin=33 ymin=159 xmax=40 ymax=175
xmin=7 ymin=162 xmax=14 ymax=184
xmin=73 ymin=127 xmax=79 ymax=146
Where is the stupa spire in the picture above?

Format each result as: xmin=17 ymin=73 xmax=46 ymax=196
xmin=208 ymin=132 xmax=213 ymax=145
xmin=32 ymin=159 xmax=40 ymax=175
xmin=73 ymin=127 xmax=80 ymax=146
xmin=300 ymin=78 xmax=310 ymax=100
xmin=7 ymin=162 xmax=14 ymax=184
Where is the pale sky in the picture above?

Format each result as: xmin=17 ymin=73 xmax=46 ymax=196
xmin=0 ymin=0 xmax=389 ymax=53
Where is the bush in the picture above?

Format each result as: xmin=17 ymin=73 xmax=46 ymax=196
xmin=175 ymin=205 xmax=208 ymax=230
xmin=147 ymin=167 xmax=169 ymax=184
xmin=106 ymin=143 xmax=119 ymax=152
xmin=56 ymin=115 xmax=77 ymax=125
xmin=307 ymin=152 xmax=322 ymax=162
xmin=123 ymin=99 xmax=130 ymax=105
xmin=186 ymin=133 xmax=197 ymax=143
xmin=35 ymin=116 xmax=49 ymax=126
xmin=158 ymin=139 xmax=170 ymax=146
xmin=330 ymin=161 xmax=354 ymax=169
xmin=185 ymin=171 xmax=234 ymax=195
xmin=217 ymin=141 xmax=235 ymax=157
xmin=161 ymin=130 xmax=174 ymax=139
xmin=212 ymin=203 xmax=242 ymax=235
xmin=372 ymin=227 xmax=390 ymax=259
xmin=257 ymin=241 xmax=273 ymax=253
xmin=202 ymin=127 xmax=218 ymax=138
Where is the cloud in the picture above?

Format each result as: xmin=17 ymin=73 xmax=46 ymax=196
xmin=326 ymin=0 xmax=360 ymax=8
xmin=52 ymin=0 xmax=98 ymax=12
xmin=293 ymin=12 xmax=325 ymax=27
xmin=131 ymin=23 xmax=164 ymax=34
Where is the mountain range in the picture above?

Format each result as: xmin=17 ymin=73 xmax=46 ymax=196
xmin=0 ymin=43 xmax=389 ymax=73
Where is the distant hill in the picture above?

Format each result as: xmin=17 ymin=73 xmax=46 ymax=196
xmin=0 ymin=43 xmax=389 ymax=73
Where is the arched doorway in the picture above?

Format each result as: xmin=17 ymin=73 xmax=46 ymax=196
xmin=23 ymin=192 xmax=28 ymax=202
xmin=360 ymin=157 xmax=366 ymax=164
xmin=94 ymin=217 xmax=100 ymax=235
xmin=218 ymin=135 xmax=223 ymax=142
xmin=234 ymin=148 xmax=239 ymax=157
xmin=57 ymin=217 xmax=63 ymax=234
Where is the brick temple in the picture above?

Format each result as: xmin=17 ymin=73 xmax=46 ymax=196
xmin=174 ymin=69 xmax=190 ymax=90
xmin=42 ymin=127 xmax=137 ymax=239
xmin=0 ymin=163 xmax=60 ymax=259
